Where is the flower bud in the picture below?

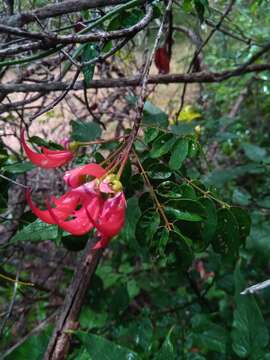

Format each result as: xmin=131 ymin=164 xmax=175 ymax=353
xmin=111 ymin=180 xmax=123 ymax=192
xmin=68 ymin=141 xmax=80 ymax=152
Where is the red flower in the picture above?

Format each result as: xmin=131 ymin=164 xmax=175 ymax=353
xmin=27 ymin=163 xmax=126 ymax=248
xmin=64 ymin=163 xmax=106 ymax=188
xmin=154 ymin=47 xmax=170 ymax=74
xmin=86 ymin=191 xmax=126 ymax=249
xmin=21 ymin=130 xmax=74 ymax=168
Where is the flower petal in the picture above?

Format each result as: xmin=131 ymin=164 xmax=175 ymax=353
xmin=47 ymin=196 xmax=102 ymax=236
xmin=26 ymin=190 xmax=80 ymax=224
xmin=21 ymin=130 xmax=73 ymax=168
xmin=64 ymin=163 xmax=106 ymax=188
xmin=85 ymin=192 xmax=126 ymax=247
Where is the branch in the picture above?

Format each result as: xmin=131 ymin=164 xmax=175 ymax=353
xmin=44 ymin=240 xmax=103 ymax=360
xmin=1 ymin=312 xmax=57 ymax=359
xmin=118 ymin=0 xmax=174 ymax=172
xmin=0 ymin=0 xmax=138 ymax=27
xmin=0 ymin=64 xmax=270 ymax=97
xmin=0 ymin=6 xmax=153 ymax=57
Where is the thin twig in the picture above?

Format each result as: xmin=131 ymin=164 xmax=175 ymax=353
xmin=0 ymin=269 xmax=20 ymax=336
xmin=175 ymin=0 xmax=236 ymax=119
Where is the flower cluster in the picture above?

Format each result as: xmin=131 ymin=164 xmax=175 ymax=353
xmin=22 ymin=132 xmax=126 ymax=249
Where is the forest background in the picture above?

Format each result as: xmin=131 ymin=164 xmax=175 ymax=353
xmin=1 ymin=0 xmax=270 ymax=359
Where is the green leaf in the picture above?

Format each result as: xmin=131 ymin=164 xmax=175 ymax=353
xmin=158 ymin=227 xmax=170 ymax=253
xmin=213 ymin=208 xmax=240 ymax=257
xmin=72 ymin=348 xmax=90 ymax=360
xmin=144 ymin=128 xmax=160 ymax=144
xmin=157 ymin=181 xmax=184 ymax=199
xmin=169 ymin=138 xmax=189 ymax=170
xmin=127 ymin=279 xmax=140 ymax=299
xmin=29 ymin=136 xmax=63 ymax=150
xmin=79 ymin=307 xmax=107 ymax=330
xmin=166 ymin=199 xmax=206 ymax=218
xmin=121 ymin=197 xmax=141 ymax=242
xmin=143 ymin=101 xmax=169 ymax=128
xmin=136 ymin=209 xmax=160 ymax=246
xmin=110 ymin=284 xmax=130 ymax=315
xmin=126 ymin=97 xmax=168 ymax=128
xmin=178 ymin=183 xmax=197 ymax=200
xmin=183 ymin=0 xmax=193 ymax=12
xmin=200 ymin=198 xmax=217 ymax=244
xmin=242 ymin=142 xmax=267 ymax=162
xmin=256 ymin=196 xmax=270 ymax=209
xmin=193 ymin=327 xmax=228 ymax=354
xmin=155 ymin=328 xmax=176 ymax=360
xmin=166 ymin=229 xmax=193 ymax=269
xmin=119 ymin=319 xmax=153 ymax=352
xmin=165 ymin=206 xmax=203 ymax=222
xmin=231 ymin=207 xmax=251 ymax=243
xmin=81 ymin=44 xmax=99 ymax=87
xmin=233 ymin=188 xmax=252 ymax=206
xmin=71 ymin=120 xmax=101 ymax=142
xmin=203 ymin=164 xmax=265 ymax=187
xmin=76 ymin=332 xmax=140 ymax=360
xmin=108 ymin=8 xmax=144 ymax=30
xmin=193 ymin=0 xmax=209 ymax=22
xmin=3 ymin=162 xmax=35 ymax=174
xmin=148 ymin=164 xmax=172 ymax=180
xmin=150 ymin=134 xmax=176 ymax=159
xmin=5 ymin=326 xmax=52 ymax=360
xmin=232 ymin=265 xmax=269 ymax=358
xmin=10 ymin=219 xmax=58 ymax=243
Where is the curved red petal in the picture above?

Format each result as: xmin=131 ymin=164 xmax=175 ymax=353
xmin=85 ymin=192 xmax=126 ymax=242
xmin=26 ymin=190 xmax=78 ymax=224
xmin=46 ymin=200 xmax=93 ymax=236
xmin=99 ymin=211 xmax=125 ymax=238
xmin=42 ymin=147 xmax=72 ymax=155
xmin=64 ymin=163 xmax=106 ymax=188
xmin=26 ymin=190 xmax=57 ymax=224
xmin=47 ymin=196 xmax=102 ymax=236
xmin=21 ymin=130 xmax=73 ymax=168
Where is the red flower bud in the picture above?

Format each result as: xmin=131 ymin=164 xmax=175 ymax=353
xmin=154 ymin=47 xmax=170 ymax=74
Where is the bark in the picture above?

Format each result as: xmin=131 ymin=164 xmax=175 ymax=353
xmin=43 ymin=240 xmax=103 ymax=360
xmin=0 ymin=0 xmax=135 ymax=27
xmin=0 ymin=64 xmax=270 ymax=96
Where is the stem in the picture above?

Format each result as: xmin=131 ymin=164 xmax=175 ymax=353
xmin=118 ymin=0 xmax=173 ymax=171
xmin=0 ymin=0 xmax=143 ymax=68
xmin=43 ymin=240 xmax=103 ymax=360
xmin=133 ymin=150 xmax=173 ymax=231
xmin=77 ymin=135 xmax=127 ymax=147
xmin=0 ymin=272 xmax=34 ymax=287
xmin=180 ymin=175 xmax=230 ymax=208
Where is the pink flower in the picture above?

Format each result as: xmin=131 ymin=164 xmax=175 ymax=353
xmin=21 ymin=130 xmax=73 ymax=168
xmin=27 ymin=163 xmax=126 ymax=248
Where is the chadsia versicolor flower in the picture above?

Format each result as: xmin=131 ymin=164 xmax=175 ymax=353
xmin=21 ymin=130 xmax=74 ymax=169
xmin=26 ymin=163 xmax=126 ymax=249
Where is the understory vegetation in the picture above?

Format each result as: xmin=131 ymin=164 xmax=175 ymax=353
xmin=1 ymin=0 xmax=270 ymax=359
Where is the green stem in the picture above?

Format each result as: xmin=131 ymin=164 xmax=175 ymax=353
xmin=0 ymin=47 xmax=61 ymax=67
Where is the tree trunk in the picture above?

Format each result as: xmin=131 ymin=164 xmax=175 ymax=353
xmin=44 ymin=239 xmax=103 ymax=360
